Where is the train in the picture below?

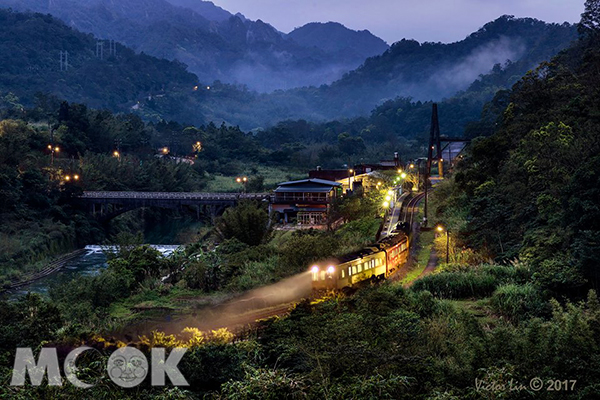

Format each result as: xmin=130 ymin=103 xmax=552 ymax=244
xmin=310 ymin=232 xmax=409 ymax=290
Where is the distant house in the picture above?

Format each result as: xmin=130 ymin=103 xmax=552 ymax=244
xmin=271 ymin=179 xmax=343 ymax=226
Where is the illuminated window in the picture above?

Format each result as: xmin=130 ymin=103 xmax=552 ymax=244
xmin=320 ymin=271 xmax=326 ymax=281
xmin=342 ymin=270 xmax=345 ymax=278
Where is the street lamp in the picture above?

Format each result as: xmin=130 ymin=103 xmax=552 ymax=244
xmin=161 ymin=147 xmax=169 ymax=155
xmin=436 ymin=225 xmax=450 ymax=264
xmin=401 ymin=172 xmax=407 ymax=179
xmin=348 ymin=168 xmax=355 ymax=192
xmin=193 ymin=141 xmax=202 ymax=153
xmin=236 ymin=177 xmax=248 ymax=193
xmin=48 ymin=144 xmax=60 ymax=165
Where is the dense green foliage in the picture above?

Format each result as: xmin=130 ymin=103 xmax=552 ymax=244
xmin=431 ymin=21 xmax=600 ymax=295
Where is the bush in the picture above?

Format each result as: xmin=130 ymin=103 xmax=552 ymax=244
xmin=279 ymin=231 xmax=339 ymax=274
xmin=412 ymin=271 xmax=498 ymax=299
xmin=489 ymin=283 xmax=549 ymax=322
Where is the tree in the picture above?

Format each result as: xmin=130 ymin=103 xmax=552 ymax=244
xmin=580 ymin=0 xmax=600 ymax=37
xmin=215 ymin=201 xmax=271 ymax=246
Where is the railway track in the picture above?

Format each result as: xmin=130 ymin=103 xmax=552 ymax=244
xmin=402 ymin=193 xmax=425 ymax=231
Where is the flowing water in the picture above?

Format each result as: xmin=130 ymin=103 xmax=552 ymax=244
xmin=6 ymin=245 xmax=181 ymax=300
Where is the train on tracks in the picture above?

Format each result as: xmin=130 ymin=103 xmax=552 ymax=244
xmin=310 ymin=232 xmax=409 ymax=290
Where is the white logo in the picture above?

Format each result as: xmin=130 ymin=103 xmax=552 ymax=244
xmin=11 ymin=346 xmax=188 ymax=388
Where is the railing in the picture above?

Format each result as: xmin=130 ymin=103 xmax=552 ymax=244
xmin=273 ymin=193 xmax=329 ymax=203
xmin=81 ymin=191 xmax=271 ymax=201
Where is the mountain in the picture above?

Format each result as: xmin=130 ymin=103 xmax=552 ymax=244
xmin=164 ymin=0 xmax=233 ymax=22
xmin=0 ymin=0 xmax=388 ymax=92
xmin=0 ymin=9 xmax=579 ymax=133
xmin=315 ymin=15 xmax=578 ymax=118
xmin=0 ymin=9 xmax=203 ymax=121
xmin=288 ymin=22 xmax=389 ymax=65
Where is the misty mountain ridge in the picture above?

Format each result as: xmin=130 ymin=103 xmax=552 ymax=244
xmin=322 ymin=15 xmax=577 ymax=116
xmin=0 ymin=9 xmax=578 ymax=133
xmin=288 ymin=22 xmax=389 ymax=61
xmin=0 ymin=0 xmax=389 ymax=92
xmin=164 ymin=0 xmax=235 ymax=22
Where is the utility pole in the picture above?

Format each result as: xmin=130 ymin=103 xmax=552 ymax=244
xmin=109 ymin=40 xmax=117 ymax=57
xmin=59 ymin=51 xmax=69 ymax=71
xmin=96 ymin=41 xmax=104 ymax=60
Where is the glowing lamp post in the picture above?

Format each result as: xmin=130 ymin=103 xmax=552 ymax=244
xmin=48 ymin=145 xmax=60 ymax=165
xmin=437 ymin=225 xmax=450 ymax=264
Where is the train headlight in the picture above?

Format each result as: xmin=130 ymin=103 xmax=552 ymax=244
xmin=311 ymin=266 xmax=319 ymax=274
xmin=327 ymin=266 xmax=335 ymax=274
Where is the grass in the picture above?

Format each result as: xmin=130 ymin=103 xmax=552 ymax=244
xmin=204 ymin=165 xmax=305 ymax=192
xmin=401 ymin=229 xmax=434 ymax=285
xmin=449 ymin=299 xmax=500 ymax=327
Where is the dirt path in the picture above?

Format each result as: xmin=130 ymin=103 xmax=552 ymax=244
xmin=417 ymin=249 xmax=438 ymax=280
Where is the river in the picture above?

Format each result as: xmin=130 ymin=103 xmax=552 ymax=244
xmin=6 ymin=245 xmax=181 ymax=300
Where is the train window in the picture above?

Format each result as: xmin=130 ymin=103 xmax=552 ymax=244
xmin=320 ymin=271 xmax=326 ymax=281
xmin=342 ymin=270 xmax=345 ymax=278
xmin=358 ymin=264 xmax=362 ymax=273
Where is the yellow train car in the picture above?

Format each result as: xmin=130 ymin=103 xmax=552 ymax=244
xmin=310 ymin=233 xmax=409 ymax=290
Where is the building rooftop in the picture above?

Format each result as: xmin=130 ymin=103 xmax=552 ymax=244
xmin=275 ymin=178 xmax=342 ymax=193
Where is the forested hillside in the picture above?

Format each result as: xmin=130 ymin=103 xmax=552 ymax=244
xmin=0 ymin=9 xmax=579 ymax=133
xmin=433 ymin=17 xmax=600 ymax=293
xmin=288 ymin=22 xmax=389 ymax=61
xmin=1 ymin=0 xmax=387 ymax=91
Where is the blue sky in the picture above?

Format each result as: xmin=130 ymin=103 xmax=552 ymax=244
xmin=212 ymin=0 xmax=584 ymax=43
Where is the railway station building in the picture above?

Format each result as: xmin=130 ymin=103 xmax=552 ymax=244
xmin=271 ymin=179 xmax=343 ymax=227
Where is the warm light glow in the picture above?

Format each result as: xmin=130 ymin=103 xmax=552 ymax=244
xmin=376 ymin=182 xmax=382 ymax=186
xmin=397 ymin=169 xmax=402 ymax=173
xmin=437 ymin=225 xmax=444 ymax=232
xmin=206 ymin=86 xmax=211 ymax=90
xmin=387 ymin=190 xmax=393 ymax=195
xmin=327 ymin=266 xmax=335 ymax=274
xmin=242 ymin=177 xmax=248 ymax=182
xmin=193 ymin=85 xmax=199 ymax=91
xmin=113 ymin=151 xmax=120 ymax=157
xmin=409 ymin=164 xmax=415 ymax=169
xmin=64 ymin=175 xmax=71 ymax=181
xmin=349 ymin=169 xmax=354 ymax=173
xmin=73 ymin=174 xmax=79 ymax=180
xmin=54 ymin=147 xmax=60 ymax=152
xmin=401 ymin=172 xmax=407 ymax=179
xmin=385 ymin=195 xmax=391 ymax=201
xmin=311 ymin=266 xmax=319 ymax=273
xmin=47 ymin=144 xmax=52 ymax=150
xmin=236 ymin=177 xmax=242 ymax=183
xmin=162 ymin=147 xmax=169 ymax=154
xmin=382 ymin=201 xmax=390 ymax=208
